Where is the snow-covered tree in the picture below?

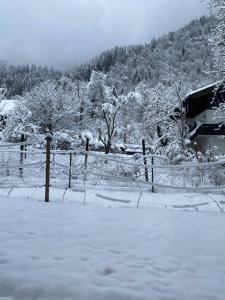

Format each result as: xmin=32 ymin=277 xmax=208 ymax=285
xmin=142 ymin=79 xmax=190 ymax=156
xmin=23 ymin=81 xmax=79 ymax=134
xmin=207 ymin=1 xmax=225 ymax=127
xmin=98 ymin=92 xmax=126 ymax=153
xmin=60 ymin=77 xmax=88 ymax=131
xmin=143 ymin=84 xmax=176 ymax=148
xmin=118 ymin=89 xmax=144 ymax=144
xmin=3 ymin=80 xmax=83 ymax=144
xmin=86 ymin=71 xmax=109 ymax=128
xmin=208 ymin=0 xmax=225 ymax=79
xmin=0 ymin=85 xmax=7 ymax=100
xmin=87 ymin=71 xmax=127 ymax=153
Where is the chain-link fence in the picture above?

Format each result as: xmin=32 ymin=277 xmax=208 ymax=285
xmin=53 ymin=150 xmax=225 ymax=192
xmin=0 ymin=149 xmax=45 ymax=187
xmin=0 ymin=146 xmax=225 ymax=193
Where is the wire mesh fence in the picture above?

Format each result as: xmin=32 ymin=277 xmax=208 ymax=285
xmin=65 ymin=151 xmax=225 ymax=192
xmin=0 ymin=146 xmax=225 ymax=193
xmin=0 ymin=150 xmax=45 ymax=187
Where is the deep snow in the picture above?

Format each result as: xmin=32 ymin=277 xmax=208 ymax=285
xmin=0 ymin=188 xmax=225 ymax=300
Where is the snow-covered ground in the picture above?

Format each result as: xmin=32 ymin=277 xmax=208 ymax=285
xmin=0 ymin=188 xmax=225 ymax=300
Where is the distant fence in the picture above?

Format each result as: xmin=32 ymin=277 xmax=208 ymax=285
xmin=0 ymin=139 xmax=225 ymax=201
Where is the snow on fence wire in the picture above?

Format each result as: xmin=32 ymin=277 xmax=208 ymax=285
xmin=49 ymin=149 xmax=169 ymax=190
xmin=52 ymin=150 xmax=225 ymax=192
xmin=0 ymin=149 xmax=45 ymax=188
xmin=0 ymin=144 xmax=225 ymax=196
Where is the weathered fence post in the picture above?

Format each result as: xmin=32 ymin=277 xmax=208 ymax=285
xmin=84 ymin=138 xmax=89 ymax=170
xmin=151 ymin=156 xmax=154 ymax=193
xmin=142 ymin=139 xmax=149 ymax=182
xmin=68 ymin=152 xmax=72 ymax=189
xmin=45 ymin=134 xmax=52 ymax=203
xmin=84 ymin=138 xmax=89 ymax=182
xmin=19 ymin=134 xmax=25 ymax=178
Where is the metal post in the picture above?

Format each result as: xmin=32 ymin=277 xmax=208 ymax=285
xmin=19 ymin=134 xmax=25 ymax=178
xmin=24 ymin=143 xmax=27 ymax=159
xmin=142 ymin=139 xmax=149 ymax=182
xmin=45 ymin=134 xmax=52 ymax=203
xmin=68 ymin=153 xmax=72 ymax=189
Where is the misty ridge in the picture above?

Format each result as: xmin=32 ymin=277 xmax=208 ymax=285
xmin=0 ymin=0 xmax=206 ymax=69
xmin=0 ymin=15 xmax=215 ymax=99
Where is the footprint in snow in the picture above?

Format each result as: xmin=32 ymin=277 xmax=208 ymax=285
xmin=30 ymin=256 xmax=39 ymax=260
xmin=26 ymin=231 xmax=36 ymax=236
xmin=53 ymin=257 xmax=64 ymax=261
xmin=0 ymin=258 xmax=9 ymax=264
xmin=101 ymin=267 xmax=115 ymax=276
xmin=81 ymin=257 xmax=89 ymax=262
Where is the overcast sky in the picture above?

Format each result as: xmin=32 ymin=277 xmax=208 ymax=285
xmin=0 ymin=0 xmax=207 ymax=70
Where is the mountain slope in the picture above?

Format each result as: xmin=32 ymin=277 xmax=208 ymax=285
xmin=73 ymin=15 xmax=215 ymax=93
xmin=0 ymin=16 xmax=215 ymax=98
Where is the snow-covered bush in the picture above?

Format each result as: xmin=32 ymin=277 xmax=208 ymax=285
xmin=52 ymin=131 xmax=73 ymax=150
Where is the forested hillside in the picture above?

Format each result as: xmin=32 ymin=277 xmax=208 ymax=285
xmin=0 ymin=65 xmax=62 ymax=98
xmin=72 ymin=15 xmax=215 ymax=94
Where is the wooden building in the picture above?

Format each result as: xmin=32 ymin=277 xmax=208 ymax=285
xmin=183 ymin=82 xmax=225 ymax=154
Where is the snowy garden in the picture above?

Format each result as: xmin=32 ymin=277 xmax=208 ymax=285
xmin=0 ymin=188 xmax=225 ymax=300
xmin=1 ymin=0 xmax=225 ymax=298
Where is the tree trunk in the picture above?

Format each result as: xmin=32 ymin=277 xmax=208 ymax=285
xmin=105 ymin=140 xmax=111 ymax=154
xmin=157 ymin=125 xmax=168 ymax=147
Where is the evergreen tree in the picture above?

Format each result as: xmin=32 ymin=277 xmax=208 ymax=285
xmin=208 ymin=0 xmax=225 ymax=79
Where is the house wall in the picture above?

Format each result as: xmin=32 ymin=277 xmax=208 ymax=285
xmin=193 ymin=135 xmax=225 ymax=155
xmin=186 ymin=109 xmax=221 ymax=128
xmin=195 ymin=109 xmax=221 ymax=124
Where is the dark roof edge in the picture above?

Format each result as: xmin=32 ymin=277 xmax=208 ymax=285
xmin=183 ymin=81 xmax=224 ymax=104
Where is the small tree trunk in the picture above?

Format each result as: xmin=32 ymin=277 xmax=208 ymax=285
xmin=157 ymin=125 xmax=168 ymax=147
xmin=105 ymin=140 xmax=111 ymax=154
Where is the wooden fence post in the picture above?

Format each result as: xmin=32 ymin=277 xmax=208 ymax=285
xmin=45 ymin=134 xmax=52 ymax=203
xmin=142 ymin=139 xmax=149 ymax=182
xmin=151 ymin=156 xmax=154 ymax=193
xmin=84 ymin=138 xmax=89 ymax=170
xmin=84 ymin=138 xmax=89 ymax=181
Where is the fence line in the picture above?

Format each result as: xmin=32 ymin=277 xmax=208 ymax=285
xmin=0 ymin=142 xmax=31 ymax=148
xmin=0 ymin=140 xmax=225 ymax=201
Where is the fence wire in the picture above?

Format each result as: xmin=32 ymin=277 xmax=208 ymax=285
xmin=0 ymin=150 xmax=45 ymax=187
xmin=0 ymin=148 xmax=225 ymax=192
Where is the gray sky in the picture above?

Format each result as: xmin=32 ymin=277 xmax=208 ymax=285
xmin=0 ymin=0 xmax=207 ymax=70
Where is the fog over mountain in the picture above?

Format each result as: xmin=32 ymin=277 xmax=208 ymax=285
xmin=0 ymin=0 xmax=206 ymax=69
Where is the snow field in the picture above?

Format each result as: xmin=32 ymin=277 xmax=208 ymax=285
xmin=0 ymin=189 xmax=225 ymax=299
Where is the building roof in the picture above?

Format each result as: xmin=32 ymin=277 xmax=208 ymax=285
xmin=185 ymin=82 xmax=219 ymax=98
xmin=0 ymin=99 xmax=18 ymax=114
xmin=184 ymin=82 xmax=225 ymax=118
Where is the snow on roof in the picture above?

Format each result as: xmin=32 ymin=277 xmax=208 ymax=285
xmin=125 ymin=148 xmax=142 ymax=153
xmin=186 ymin=82 xmax=220 ymax=98
xmin=0 ymin=99 xmax=18 ymax=114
